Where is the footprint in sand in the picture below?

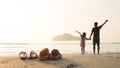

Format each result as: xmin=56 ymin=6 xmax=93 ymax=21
xmin=23 ymin=65 xmax=28 ymax=68
xmin=116 ymin=56 xmax=120 ymax=58
xmin=66 ymin=64 xmax=78 ymax=68
xmin=1 ymin=62 xmax=5 ymax=64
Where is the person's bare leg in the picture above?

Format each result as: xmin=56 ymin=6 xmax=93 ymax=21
xmin=81 ymin=48 xmax=83 ymax=54
xmin=93 ymin=42 xmax=96 ymax=54
xmin=81 ymin=47 xmax=84 ymax=55
xmin=83 ymin=47 xmax=85 ymax=54
xmin=97 ymin=42 xmax=100 ymax=54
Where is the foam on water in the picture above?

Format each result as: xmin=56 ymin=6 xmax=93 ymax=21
xmin=0 ymin=42 xmax=120 ymax=55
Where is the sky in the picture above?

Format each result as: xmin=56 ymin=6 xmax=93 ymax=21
xmin=0 ymin=0 xmax=120 ymax=43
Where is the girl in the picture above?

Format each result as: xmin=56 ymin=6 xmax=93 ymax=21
xmin=76 ymin=31 xmax=90 ymax=54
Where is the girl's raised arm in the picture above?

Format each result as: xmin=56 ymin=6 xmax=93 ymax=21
xmin=76 ymin=30 xmax=82 ymax=36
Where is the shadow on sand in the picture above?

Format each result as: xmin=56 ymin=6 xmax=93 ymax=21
xmin=22 ymin=58 xmax=86 ymax=68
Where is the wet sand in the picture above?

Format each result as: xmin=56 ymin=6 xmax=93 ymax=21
xmin=0 ymin=54 xmax=120 ymax=68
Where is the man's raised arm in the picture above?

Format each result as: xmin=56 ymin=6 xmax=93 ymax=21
xmin=101 ymin=19 xmax=108 ymax=27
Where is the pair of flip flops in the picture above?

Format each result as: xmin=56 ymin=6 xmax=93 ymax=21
xmin=19 ymin=51 xmax=38 ymax=60
xmin=39 ymin=48 xmax=62 ymax=61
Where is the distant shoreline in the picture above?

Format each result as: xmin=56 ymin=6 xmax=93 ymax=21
xmin=0 ymin=42 xmax=120 ymax=45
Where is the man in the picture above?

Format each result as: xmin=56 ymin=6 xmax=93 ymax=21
xmin=89 ymin=20 xmax=108 ymax=54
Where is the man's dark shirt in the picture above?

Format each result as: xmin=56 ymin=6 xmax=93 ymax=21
xmin=92 ymin=25 xmax=102 ymax=42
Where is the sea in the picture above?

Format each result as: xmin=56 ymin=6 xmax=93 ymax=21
xmin=0 ymin=41 xmax=120 ymax=55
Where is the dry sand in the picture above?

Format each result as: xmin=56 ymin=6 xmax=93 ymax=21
xmin=0 ymin=54 xmax=120 ymax=68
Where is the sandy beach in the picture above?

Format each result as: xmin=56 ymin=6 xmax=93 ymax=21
xmin=0 ymin=54 xmax=120 ymax=68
